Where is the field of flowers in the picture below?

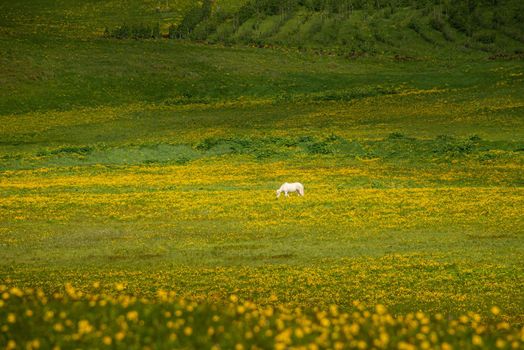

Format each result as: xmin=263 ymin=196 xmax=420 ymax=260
xmin=1 ymin=85 xmax=524 ymax=348
xmin=1 ymin=284 xmax=523 ymax=350
xmin=1 ymin=1 xmax=524 ymax=348
xmin=1 ymin=140 xmax=523 ymax=348
xmin=2 ymin=91 xmax=523 ymax=349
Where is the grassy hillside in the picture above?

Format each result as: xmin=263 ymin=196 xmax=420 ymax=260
xmin=2 ymin=0 xmax=523 ymax=56
xmin=170 ymin=0 xmax=524 ymax=56
xmin=0 ymin=1 xmax=523 ymax=349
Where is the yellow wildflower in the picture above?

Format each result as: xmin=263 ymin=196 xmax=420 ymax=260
xmin=491 ymin=306 xmax=501 ymax=316
xmin=103 ymin=336 xmax=112 ymax=345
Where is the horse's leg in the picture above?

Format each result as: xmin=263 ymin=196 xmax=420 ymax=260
xmin=285 ymin=191 xmax=289 ymax=197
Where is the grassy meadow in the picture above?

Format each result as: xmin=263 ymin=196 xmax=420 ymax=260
xmin=1 ymin=0 xmax=524 ymax=349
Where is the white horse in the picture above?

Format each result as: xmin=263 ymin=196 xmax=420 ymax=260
xmin=276 ymin=182 xmax=304 ymax=198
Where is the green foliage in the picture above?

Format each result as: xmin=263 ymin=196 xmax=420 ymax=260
xmin=170 ymin=0 xmax=524 ymax=55
xmin=36 ymin=146 xmax=94 ymax=157
xmin=172 ymin=0 xmax=213 ymax=38
xmin=429 ymin=15 xmax=455 ymax=42
xmin=106 ymin=23 xmax=162 ymax=39
xmin=473 ymin=30 xmax=497 ymax=44
xmin=2 ymin=289 xmax=521 ymax=349
xmin=1 ymin=2 xmax=523 ymax=349
xmin=52 ymin=0 xmax=524 ymax=55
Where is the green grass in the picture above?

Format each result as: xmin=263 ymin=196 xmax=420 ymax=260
xmin=0 ymin=1 xmax=523 ymax=348
xmin=187 ymin=1 xmax=524 ymax=57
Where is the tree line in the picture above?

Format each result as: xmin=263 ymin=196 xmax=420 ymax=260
xmin=104 ymin=0 xmax=523 ymax=43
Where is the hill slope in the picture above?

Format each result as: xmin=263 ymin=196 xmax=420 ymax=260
xmin=173 ymin=0 xmax=524 ymax=57
xmin=2 ymin=0 xmax=522 ymax=57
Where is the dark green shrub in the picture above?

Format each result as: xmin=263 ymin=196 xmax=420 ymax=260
xmin=298 ymin=135 xmax=314 ymax=143
xmin=195 ymin=138 xmax=220 ymax=151
xmin=113 ymin=23 xmax=131 ymax=39
xmin=106 ymin=23 xmax=161 ymax=39
xmin=174 ymin=156 xmax=191 ymax=165
xmin=38 ymin=146 xmax=94 ymax=157
xmin=447 ymin=3 xmax=474 ymax=36
xmin=474 ymin=31 xmax=496 ymax=44
xmin=307 ymin=141 xmax=333 ymax=154
xmin=173 ymin=0 xmax=213 ymax=38
xmin=168 ymin=24 xmax=177 ymax=39
xmin=433 ymin=135 xmax=475 ymax=156
xmin=429 ymin=16 xmax=444 ymax=32
xmin=408 ymin=19 xmax=421 ymax=33
xmin=131 ymin=24 xmax=152 ymax=39
xmin=468 ymin=135 xmax=482 ymax=142
xmin=388 ymin=132 xmax=406 ymax=140
xmin=152 ymin=23 xmax=161 ymax=39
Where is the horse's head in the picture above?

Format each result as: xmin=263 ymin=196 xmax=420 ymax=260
xmin=276 ymin=189 xmax=281 ymax=199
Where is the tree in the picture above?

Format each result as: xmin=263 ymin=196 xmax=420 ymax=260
xmin=174 ymin=0 xmax=213 ymax=38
